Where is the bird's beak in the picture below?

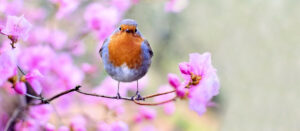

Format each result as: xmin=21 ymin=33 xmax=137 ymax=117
xmin=125 ymin=29 xmax=130 ymax=33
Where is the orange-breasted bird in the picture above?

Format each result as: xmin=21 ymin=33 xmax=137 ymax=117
xmin=99 ymin=19 xmax=153 ymax=99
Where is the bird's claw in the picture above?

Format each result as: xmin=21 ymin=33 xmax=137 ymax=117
xmin=116 ymin=93 xmax=121 ymax=99
xmin=131 ymin=92 xmax=144 ymax=101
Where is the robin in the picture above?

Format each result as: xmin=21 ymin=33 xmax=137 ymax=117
xmin=99 ymin=19 xmax=153 ymax=100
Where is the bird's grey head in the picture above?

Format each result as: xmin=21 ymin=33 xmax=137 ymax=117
xmin=119 ymin=19 xmax=138 ymax=27
xmin=117 ymin=19 xmax=141 ymax=35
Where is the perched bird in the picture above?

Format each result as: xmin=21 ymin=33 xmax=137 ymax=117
xmin=99 ymin=19 xmax=153 ymax=99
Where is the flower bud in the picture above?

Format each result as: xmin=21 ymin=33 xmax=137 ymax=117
xmin=176 ymin=85 xmax=187 ymax=99
xmin=25 ymin=69 xmax=43 ymax=80
xmin=14 ymin=82 xmax=26 ymax=95
xmin=168 ymin=73 xmax=181 ymax=88
xmin=179 ymin=62 xmax=190 ymax=75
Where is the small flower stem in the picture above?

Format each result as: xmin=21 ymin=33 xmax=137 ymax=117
xmin=133 ymin=96 xmax=177 ymax=106
xmin=17 ymin=65 xmax=26 ymax=75
xmin=25 ymin=93 xmax=43 ymax=100
xmin=143 ymin=90 xmax=176 ymax=99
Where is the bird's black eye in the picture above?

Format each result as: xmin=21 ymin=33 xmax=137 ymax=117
xmin=134 ymin=29 xmax=137 ymax=32
xmin=119 ymin=27 xmax=122 ymax=30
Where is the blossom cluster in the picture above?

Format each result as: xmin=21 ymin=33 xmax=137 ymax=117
xmin=0 ymin=0 xmax=220 ymax=130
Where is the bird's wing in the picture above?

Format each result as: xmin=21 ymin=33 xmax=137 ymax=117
xmin=99 ymin=39 xmax=108 ymax=58
xmin=144 ymin=40 xmax=153 ymax=57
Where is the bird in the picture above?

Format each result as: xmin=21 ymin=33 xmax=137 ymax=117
xmin=99 ymin=19 xmax=153 ymax=100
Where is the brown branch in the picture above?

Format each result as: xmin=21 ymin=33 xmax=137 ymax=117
xmin=43 ymin=86 xmax=81 ymax=103
xmin=76 ymin=89 xmax=140 ymax=101
xmin=76 ymin=88 xmax=177 ymax=106
xmin=26 ymin=85 xmax=177 ymax=106
xmin=28 ymin=85 xmax=82 ymax=105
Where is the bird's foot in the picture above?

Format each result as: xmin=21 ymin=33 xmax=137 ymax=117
xmin=131 ymin=92 xmax=144 ymax=101
xmin=116 ymin=93 xmax=121 ymax=99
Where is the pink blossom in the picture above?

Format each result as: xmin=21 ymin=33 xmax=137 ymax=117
xmin=44 ymin=123 xmax=55 ymax=131
xmin=165 ymin=0 xmax=188 ymax=13
xmin=1 ymin=15 xmax=32 ymax=41
xmin=81 ymin=63 xmax=97 ymax=74
xmin=134 ymin=107 xmax=156 ymax=122
xmin=111 ymin=121 xmax=129 ymax=131
xmin=155 ymin=85 xmax=176 ymax=115
xmin=14 ymin=82 xmax=26 ymax=95
xmin=0 ymin=50 xmax=16 ymax=86
xmin=111 ymin=0 xmax=132 ymax=12
xmin=14 ymin=119 xmax=38 ymax=131
xmin=70 ymin=40 xmax=86 ymax=56
xmin=179 ymin=62 xmax=190 ymax=75
xmin=1 ymin=0 xmax=23 ymax=15
xmin=174 ymin=84 xmax=187 ymax=98
xmin=0 ymin=25 xmax=3 ymax=32
xmin=52 ymin=53 xmax=84 ymax=89
xmin=134 ymin=115 xmax=143 ymax=123
xmin=0 ymin=112 xmax=9 ymax=130
xmin=70 ymin=116 xmax=87 ymax=131
xmin=27 ymin=27 xmax=50 ymax=45
xmin=97 ymin=121 xmax=128 ymax=131
xmin=168 ymin=74 xmax=187 ymax=98
xmin=167 ymin=73 xmax=180 ymax=88
xmin=169 ymin=53 xmax=220 ymax=115
xmin=25 ymin=69 xmax=44 ymax=94
xmin=97 ymin=122 xmax=111 ymax=131
xmin=57 ymin=126 xmax=69 ymax=131
xmin=18 ymin=45 xmax=55 ymax=74
xmin=139 ymin=107 xmax=156 ymax=120
xmin=28 ymin=78 xmax=43 ymax=95
xmin=140 ymin=125 xmax=156 ymax=131
xmin=25 ymin=8 xmax=46 ymax=22
xmin=29 ymin=105 xmax=53 ymax=122
xmin=47 ymin=29 xmax=67 ymax=50
xmin=51 ymin=0 xmax=80 ymax=19
xmin=25 ymin=69 xmax=44 ymax=81
xmin=0 ymin=0 xmax=7 ymax=13
xmin=188 ymin=71 xmax=220 ymax=115
xmin=18 ymin=46 xmax=55 ymax=94
xmin=187 ymin=53 xmax=219 ymax=115
xmin=84 ymin=3 xmax=120 ymax=40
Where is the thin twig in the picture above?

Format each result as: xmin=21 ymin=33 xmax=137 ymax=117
xmin=143 ymin=90 xmax=176 ymax=99
xmin=29 ymin=86 xmax=82 ymax=105
xmin=25 ymin=93 xmax=43 ymax=100
xmin=4 ymin=107 xmax=23 ymax=131
xmin=76 ymin=89 xmax=133 ymax=101
xmin=44 ymin=86 xmax=81 ymax=103
xmin=133 ymin=97 xmax=177 ymax=106
xmin=17 ymin=65 xmax=26 ymax=75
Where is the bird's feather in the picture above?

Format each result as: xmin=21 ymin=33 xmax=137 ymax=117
xmin=99 ymin=39 xmax=108 ymax=58
xmin=144 ymin=40 xmax=153 ymax=57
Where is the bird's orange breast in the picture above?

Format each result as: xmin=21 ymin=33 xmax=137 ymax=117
xmin=108 ymin=32 xmax=144 ymax=69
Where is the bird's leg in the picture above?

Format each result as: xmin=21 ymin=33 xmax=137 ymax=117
xmin=131 ymin=80 xmax=144 ymax=100
xmin=116 ymin=81 xmax=121 ymax=99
